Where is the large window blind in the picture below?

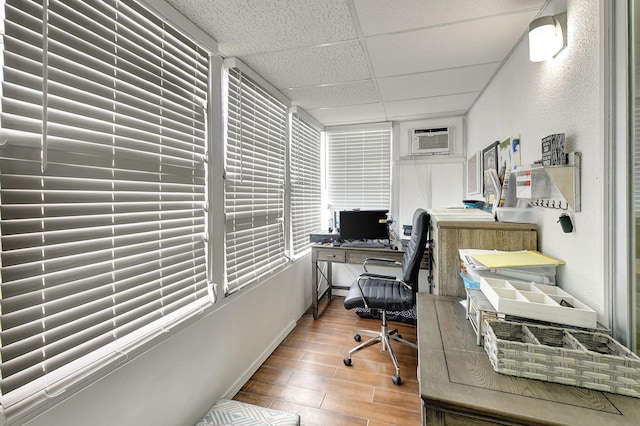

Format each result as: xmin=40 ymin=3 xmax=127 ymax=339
xmin=325 ymin=123 xmax=392 ymax=211
xmin=290 ymin=111 xmax=322 ymax=256
xmin=0 ymin=0 xmax=211 ymax=415
xmin=224 ymin=66 xmax=288 ymax=294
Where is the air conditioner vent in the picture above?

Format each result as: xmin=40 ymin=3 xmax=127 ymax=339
xmin=410 ymin=127 xmax=451 ymax=155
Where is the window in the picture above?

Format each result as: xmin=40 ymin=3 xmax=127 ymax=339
xmin=0 ymin=0 xmax=211 ymax=417
xmin=325 ymin=123 xmax=392 ymax=211
xmin=289 ymin=109 xmax=322 ymax=256
xmin=224 ymin=63 xmax=288 ymax=294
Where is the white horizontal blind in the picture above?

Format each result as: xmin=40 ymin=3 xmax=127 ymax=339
xmin=325 ymin=124 xmax=392 ymax=211
xmin=0 ymin=0 xmax=210 ymax=412
xmin=224 ymin=67 xmax=287 ymax=294
xmin=290 ymin=112 xmax=322 ymax=255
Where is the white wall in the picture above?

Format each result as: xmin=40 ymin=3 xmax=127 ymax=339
xmin=24 ymin=259 xmax=311 ymax=426
xmin=392 ymin=116 xmax=465 ymax=230
xmin=466 ymin=0 xmax=606 ymax=322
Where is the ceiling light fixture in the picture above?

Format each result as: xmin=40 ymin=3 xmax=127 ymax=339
xmin=528 ymin=13 xmax=567 ymax=62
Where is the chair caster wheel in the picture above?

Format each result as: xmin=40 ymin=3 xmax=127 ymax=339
xmin=343 ymin=357 xmax=352 ymax=366
xmin=397 ymin=334 xmax=402 ymax=339
xmin=354 ymin=334 xmax=361 ymax=342
xmin=392 ymin=374 xmax=401 ymax=385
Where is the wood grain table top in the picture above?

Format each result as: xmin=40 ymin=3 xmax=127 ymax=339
xmin=417 ymin=294 xmax=640 ymax=425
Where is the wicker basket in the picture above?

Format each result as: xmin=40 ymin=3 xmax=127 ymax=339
xmin=484 ymin=319 xmax=640 ymax=398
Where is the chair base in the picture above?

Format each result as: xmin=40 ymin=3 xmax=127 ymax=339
xmin=343 ymin=310 xmax=417 ymax=385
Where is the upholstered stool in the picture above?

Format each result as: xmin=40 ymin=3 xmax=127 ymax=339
xmin=196 ymin=399 xmax=300 ymax=426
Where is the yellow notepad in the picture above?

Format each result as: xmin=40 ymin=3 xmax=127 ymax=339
xmin=470 ymin=250 xmax=564 ymax=268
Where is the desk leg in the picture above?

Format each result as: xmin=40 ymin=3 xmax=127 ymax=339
xmin=475 ymin=308 xmax=482 ymax=346
xmin=326 ymin=261 xmax=332 ymax=300
xmin=312 ymin=258 xmax=319 ymax=320
xmin=311 ymin=258 xmax=333 ymax=320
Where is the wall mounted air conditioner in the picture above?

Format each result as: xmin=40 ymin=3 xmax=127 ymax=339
xmin=410 ymin=127 xmax=451 ymax=155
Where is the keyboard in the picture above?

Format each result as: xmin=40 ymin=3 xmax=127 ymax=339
xmin=340 ymin=240 xmax=388 ymax=248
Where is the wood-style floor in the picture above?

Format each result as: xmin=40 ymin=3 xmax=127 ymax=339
xmin=233 ymin=296 xmax=421 ymax=426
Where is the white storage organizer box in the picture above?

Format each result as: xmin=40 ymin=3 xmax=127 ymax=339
xmin=480 ymin=277 xmax=597 ymax=329
xmin=495 ymin=207 xmax=538 ymax=223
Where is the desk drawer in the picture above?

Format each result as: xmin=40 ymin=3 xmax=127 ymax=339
xmin=316 ymin=249 xmax=346 ymax=263
xmin=346 ymin=250 xmax=403 ymax=265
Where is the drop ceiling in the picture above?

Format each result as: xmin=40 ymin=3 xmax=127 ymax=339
xmin=165 ymin=0 xmax=547 ymax=126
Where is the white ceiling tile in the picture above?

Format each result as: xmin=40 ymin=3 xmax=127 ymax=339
xmin=353 ymin=0 xmax=546 ymax=36
xmin=242 ymin=42 xmax=370 ymax=89
xmin=166 ymin=0 xmax=358 ymax=56
xmin=284 ymin=80 xmax=378 ymax=109
xmin=366 ymin=11 xmax=539 ymax=77
xmin=165 ymin=0 xmax=546 ymax=125
xmin=384 ymin=92 xmax=479 ymax=120
xmin=377 ymin=63 xmax=499 ymax=102
xmin=306 ymin=103 xmax=387 ymax=126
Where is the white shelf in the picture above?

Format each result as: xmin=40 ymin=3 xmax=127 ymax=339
xmin=480 ymin=277 xmax=596 ymax=329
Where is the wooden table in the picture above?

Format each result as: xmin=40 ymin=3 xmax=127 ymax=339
xmin=417 ymin=294 xmax=640 ymax=425
xmin=311 ymin=244 xmax=429 ymax=319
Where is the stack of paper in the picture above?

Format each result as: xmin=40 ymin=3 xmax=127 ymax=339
xmin=460 ymin=249 xmax=563 ymax=285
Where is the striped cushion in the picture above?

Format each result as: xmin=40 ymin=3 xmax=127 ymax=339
xmin=196 ymin=399 xmax=300 ymax=426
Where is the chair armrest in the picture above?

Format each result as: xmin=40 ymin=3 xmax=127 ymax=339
xmin=359 ymin=272 xmax=396 ymax=280
xmin=399 ymin=280 xmax=412 ymax=291
xmin=355 ymin=276 xmax=370 ymax=309
xmin=363 ymin=257 xmax=402 ymax=273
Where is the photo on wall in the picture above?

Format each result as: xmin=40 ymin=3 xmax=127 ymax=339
xmin=497 ymin=136 xmax=521 ymax=182
xmin=466 ymin=151 xmax=481 ymax=196
xmin=482 ymin=141 xmax=499 ymax=194
xmin=482 ymin=141 xmax=499 ymax=174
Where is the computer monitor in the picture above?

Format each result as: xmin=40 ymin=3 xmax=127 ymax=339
xmin=339 ymin=210 xmax=389 ymax=241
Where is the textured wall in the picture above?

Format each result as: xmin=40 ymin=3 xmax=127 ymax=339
xmin=466 ymin=1 xmax=606 ymax=321
xmin=25 ymin=260 xmax=311 ymax=426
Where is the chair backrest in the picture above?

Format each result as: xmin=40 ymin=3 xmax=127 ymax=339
xmin=401 ymin=209 xmax=430 ymax=289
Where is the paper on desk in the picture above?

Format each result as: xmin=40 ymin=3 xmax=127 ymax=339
xmin=470 ymin=250 xmax=564 ymax=268
xmin=459 ymin=249 xmax=507 ymax=270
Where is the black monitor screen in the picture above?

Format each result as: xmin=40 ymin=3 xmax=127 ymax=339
xmin=339 ymin=210 xmax=389 ymax=241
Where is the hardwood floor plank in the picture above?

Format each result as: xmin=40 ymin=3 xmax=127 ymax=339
xmin=280 ymin=335 xmax=346 ymax=356
xmin=271 ymin=345 xmax=306 ymax=360
xmin=245 ymin=365 xmax=294 ymax=385
xmin=333 ymin=365 xmax=420 ymax=395
xmin=286 ymin=371 xmax=375 ymax=403
xmin=242 ymin=380 xmax=325 ymax=408
xmin=373 ymin=387 xmax=423 ymax=413
xmin=233 ymin=296 xmax=421 ymax=426
xmin=271 ymin=400 xmax=368 ymax=426
xmin=233 ymin=391 xmax=275 ymax=408
xmin=261 ymin=354 xmax=337 ymax=378
xmin=369 ymin=420 xmax=409 ymax=426
xmin=321 ymin=393 xmax=421 ymax=425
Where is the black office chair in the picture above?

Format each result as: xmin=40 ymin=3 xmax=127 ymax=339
xmin=342 ymin=208 xmax=430 ymax=385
